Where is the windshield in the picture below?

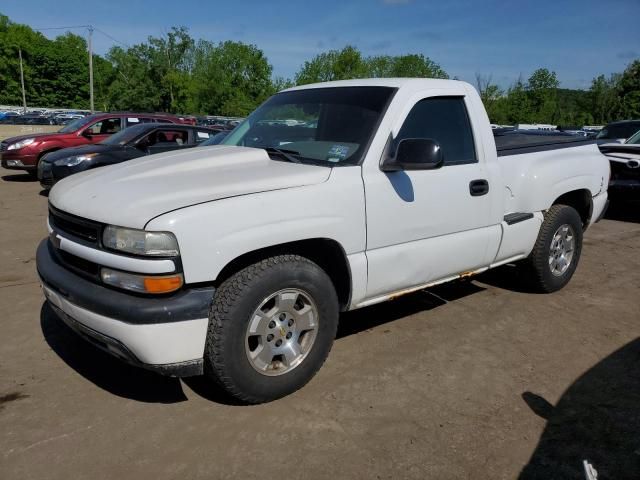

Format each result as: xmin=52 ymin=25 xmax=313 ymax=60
xmin=100 ymin=124 xmax=149 ymax=146
xmin=58 ymin=115 xmax=97 ymax=133
xmin=222 ymin=86 xmax=396 ymax=165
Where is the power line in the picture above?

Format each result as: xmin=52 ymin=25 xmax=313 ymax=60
xmin=93 ymin=27 xmax=130 ymax=48
xmin=34 ymin=25 xmax=130 ymax=48
xmin=34 ymin=25 xmax=91 ymax=31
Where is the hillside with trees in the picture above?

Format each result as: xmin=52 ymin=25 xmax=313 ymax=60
xmin=0 ymin=13 xmax=638 ymax=124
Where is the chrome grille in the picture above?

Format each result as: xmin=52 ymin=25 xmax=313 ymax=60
xmin=49 ymin=207 xmax=101 ymax=244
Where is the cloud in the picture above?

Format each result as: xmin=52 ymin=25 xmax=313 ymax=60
xmin=617 ymin=50 xmax=639 ymax=60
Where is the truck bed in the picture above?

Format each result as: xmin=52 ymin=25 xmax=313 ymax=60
xmin=494 ymin=131 xmax=596 ymax=157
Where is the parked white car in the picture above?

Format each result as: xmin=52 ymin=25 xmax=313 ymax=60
xmin=37 ymin=79 xmax=609 ymax=403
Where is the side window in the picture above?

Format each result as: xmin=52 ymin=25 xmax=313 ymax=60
xmin=155 ymin=129 xmax=188 ymax=145
xmin=396 ymin=97 xmax=476 ymax=165
xmin=87 ymin=117 xmax=122 ymax=135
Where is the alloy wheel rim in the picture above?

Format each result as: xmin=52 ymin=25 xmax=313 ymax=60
xmin=245 ymin=288 xmax=319 ymax=376
xmin=549 ymin=224 xmax=575 ymax=276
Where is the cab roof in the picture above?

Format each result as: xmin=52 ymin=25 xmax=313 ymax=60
xmin=284 ymin=78 xmax=470 ymax=93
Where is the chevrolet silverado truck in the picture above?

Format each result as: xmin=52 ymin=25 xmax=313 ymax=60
xmin=37 ymin=79 xmax=609 ymax=404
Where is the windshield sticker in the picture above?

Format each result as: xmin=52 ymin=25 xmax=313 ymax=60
xmin=326 ymin=144 xmax=349 ymax=162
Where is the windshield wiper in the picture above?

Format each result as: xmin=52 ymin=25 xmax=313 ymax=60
xmin=263 ymin=147 xmax=302 ymax=164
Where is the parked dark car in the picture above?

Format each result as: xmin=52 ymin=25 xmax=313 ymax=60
xmin=596 ymin=120 xmax=640 ymax=143
xmin=38 ymin=123 xmax=221 ymax=188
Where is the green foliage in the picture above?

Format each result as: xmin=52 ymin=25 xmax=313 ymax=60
xmin=616 ymin=60 xmax=640 ymax=119
xmin=0 ymin=12 xmax=639 ymax=123
xmin=295 ymin=46 xmax=448 ymax=85
xmin=188 ymin=40 xmax=274 ymax=116
xmin=295 ymin=45 xmax=367 ymax=84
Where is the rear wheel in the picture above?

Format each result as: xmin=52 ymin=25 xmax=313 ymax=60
xmin=204 ymin=255 xmax=339 ymax=404
xmin=526 ymin=204 xmax=583 ymax=292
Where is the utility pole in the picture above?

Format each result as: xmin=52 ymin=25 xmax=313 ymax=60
xmin=88 ymin=25 xmax=94 ymax=113
xmin=18 ymin=47 xmax=27 ymax=113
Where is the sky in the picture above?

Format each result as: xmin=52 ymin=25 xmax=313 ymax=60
xmin=1 ymin=0 xmax=639 ymax=90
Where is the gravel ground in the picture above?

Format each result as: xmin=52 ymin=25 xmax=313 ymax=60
xmin=1 ymin=166 xmax=639 ymax=480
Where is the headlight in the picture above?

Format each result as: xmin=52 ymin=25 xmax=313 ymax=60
xmin=54 ymin=154 xmax=97 ymax=167
xmin=101 ymin=268 xmax=183 ymax=294
xmin=102 ymin=225 xmax=180 ymax=256
xmin=7 ymin=138 xmax=35 ymax=150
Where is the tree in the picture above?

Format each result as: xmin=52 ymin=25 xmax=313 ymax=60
xmin=147 ymin=27 xmax=194 ymax=112
xmin=106 ymin=45 xmax=163 ymax=111
xmin=189 ymin=40 xmax=273 ymax=116
xmin=295 ymin=46 xmax=447 ymax=85
xmin=367 ymin=53 xmax=448 ymax=78
xmin=589 ymin=74 xmax=620 ymax=124
xmin=505 ymin=75 xmax=532 ymax=124
xmin=295 ymin=45 xmax=367 ymax=84
xmin=527 ymin=68 xmax=559 ymax=123
xmin=616 ymin=60 xmax=640 ymax=119
xmin=475 ymin=73 xmax=504 ymax=122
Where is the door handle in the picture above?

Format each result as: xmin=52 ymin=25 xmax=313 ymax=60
xmin=469 ymin=179 xmax=489 ymax=196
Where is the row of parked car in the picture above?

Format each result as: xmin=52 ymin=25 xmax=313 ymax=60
xmin=0 ymin=112 xmax=229 ymax=186
xmin=0 ymin=109 xmax=93 ymax=126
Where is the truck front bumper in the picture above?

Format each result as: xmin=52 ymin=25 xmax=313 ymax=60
xmin=37 ymin=239 xmax=214 ymax=377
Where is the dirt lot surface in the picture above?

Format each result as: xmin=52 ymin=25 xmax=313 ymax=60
xmin=1 ymin=166 xmax=639 ymax=480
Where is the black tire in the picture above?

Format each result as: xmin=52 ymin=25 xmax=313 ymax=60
xmin=204 ymin=255 xmax=339 ymax=404
xmin=526 ymin=204 xmax=583 ymax=293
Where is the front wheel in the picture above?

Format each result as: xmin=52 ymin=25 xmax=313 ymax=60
xmin=204 ymin=255 xmax=339 ymax=404
xmin=526 ymin=204 xmax=583 ymax=293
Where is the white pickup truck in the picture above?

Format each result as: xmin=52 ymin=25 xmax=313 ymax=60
xmin=37 ymin=79 xmax=609 ymax=403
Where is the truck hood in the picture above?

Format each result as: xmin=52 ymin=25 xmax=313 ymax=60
xmin=49 ymin=146 xmax=331 ymax=228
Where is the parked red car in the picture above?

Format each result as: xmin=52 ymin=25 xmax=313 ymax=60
xmin=0 ymin=112 xmax=195 ymax=175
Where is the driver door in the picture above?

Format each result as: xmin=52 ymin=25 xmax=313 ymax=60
xmin=363 ymin=95 xmax=497 ymax=299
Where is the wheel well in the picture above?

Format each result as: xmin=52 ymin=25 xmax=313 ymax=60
xmin=215 ymin=239 xmax=352 ymax=311
xmin=552 ymin=189 xmax=592 ymax=229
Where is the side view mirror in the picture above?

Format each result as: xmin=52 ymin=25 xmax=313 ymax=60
xmin=381 ymin=138 xmax=444 ymax=172
xmin=81 ymin=129 xmax=93 ymax=138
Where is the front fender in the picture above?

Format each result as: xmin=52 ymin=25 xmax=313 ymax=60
xmin=145 ymin=167 xmax=366 ymax=284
